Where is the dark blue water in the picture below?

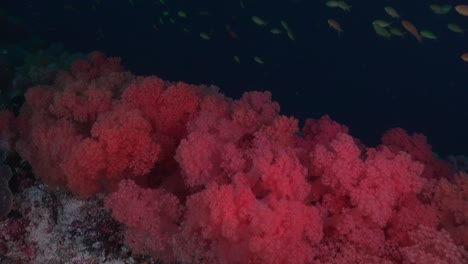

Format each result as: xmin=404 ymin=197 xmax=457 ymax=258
xmin=3 ymin=0 xmax=468 ymax=156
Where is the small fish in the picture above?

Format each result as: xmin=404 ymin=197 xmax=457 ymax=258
xmin=252 ymin=16 xmax=268 ymax=26
xmin=447 ymin=23 xmax=464 ymax=34
xmin=430 ymin=4 xmax=451 ymax=15
xmin=199 ymin=32 xmax=211 ymax=40
xmin=441 ymin=5 xmax=452 ymax=13
xmin=129 ymin=0 xmax=134 ymax=6
xmin=280 ymin=20 xmax=290 ymax=31
xmin=325 ymin=1 xmax=340 ymax=8
xmin=401 ymin=20 xmax=423 ymax=42
xmin=389 ymin=27 xmax=405 ymax=37
xmin=373 ymin=20 xmax=392 ymax=28
xmin=286 ymin=29 xmax=296 ymax=41
xmin=420 ymin=30 xmax=437 ymax=40
xmin=240 ymin=0 xmax=245 ymax=9
xmin=455 ymin=5 xmax=468 ymax=16
xmin=270 ymin=28 xmax=283 ymax=34
xmin=328 ymin=19 xmax=343 ymax=35
xmin=461 ymin=53 xmax=468 ymax=62
xmin=177 ymin=11 xmax=187 ymax=18
xmin=254 ymin=56 xmax=264 ymax=64
xmin=326 ymin=1 xmax=351 ymax=11
xmin=384 ymin=6 xmax=399 ymax=19
xmin=373 ymin=23 xmax=392 ymax=39
xmin=336 ymin=1 xmax=351 ymax=12
xmin=233 ymin=56 xmax=240 ymax=64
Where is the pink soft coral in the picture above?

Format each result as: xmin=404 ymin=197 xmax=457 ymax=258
xmin=8 ymin=53 xmax=468 ymax=263
xmin=13 ymin=52 xmax=203 ymax=198
xmin=399 ymin=225 xmax=467 ymax=264
xmin=105 ymin=179 xmax=182 ymax=262
xmin=171 ymin=182 xmax=323 ymax=264
xmin=381 ymin=128 xmax=453 ymax=179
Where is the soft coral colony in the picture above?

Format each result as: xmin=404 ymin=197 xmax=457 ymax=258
xmin=1 ymin=52 xmax=467 ymax=263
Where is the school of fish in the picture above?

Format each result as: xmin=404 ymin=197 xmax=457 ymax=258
xmin=110 ymin=1 xmax=468 ymax=64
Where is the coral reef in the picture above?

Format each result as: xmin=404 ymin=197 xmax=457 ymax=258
xmin=1 ymin=52 xmax=467 ymax=263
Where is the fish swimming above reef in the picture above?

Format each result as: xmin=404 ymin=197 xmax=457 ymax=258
xmin=373 ymin=20 xmax=392 ymax=28
xmin=389 ymin=27 xmax=406 ymax=37
xmin=455 ymin=5 xmax=468 ymax=16
xmin=252 ymin=16 xmax=268 ymax=26
xmin=325 ymin=1 xmax=340 ymax=8
xmin=199 ymin=32 xmax=211 ymax=40
xmin=447 ymin=23 xmax=464 ymax=34
xmin=177 ymin=11 xmax=187 ymax=18
xmin=328 ymin=19 xmax=343 ymax=35
xmin=384 ymin=6 xmax=400 ymax=19
xmin=253 ymin=56 xmax=264 ymax=64
xmin=401 ymin=20 xmax=423 ymax=42
xmin=280 ymin=20 xmax=290 ymax=31
xmin=461 ymin=53 xmax=468 ymax=62
xmin=430 ymin=4 xmax=452 ymax=15
xmin=270 ymin=28 xmax=283 ymax=34
xmin=420 ymin=30 xmax=437 ymax=40
xmin=336 ymin=1 xmax=351 ymax=11
xmin=279 ymin=20 xmax=295 ymax=41
xmin=326 ymin=1 xmax=351 ymax=11
xmin=373 ymin=23 xmax=392 ymax=39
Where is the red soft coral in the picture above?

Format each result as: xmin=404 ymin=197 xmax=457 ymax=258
xmin=105 ymin=180 xmax=182 ymax=262
xmin=172 ymin=183 xmax=323 ymax=264
xmin=9 ymin=52 xmax=468 ymax=264
xmin=12 ymin=52 xmax=211 ymax=198
xmin=350 ymin=147 xmax=425 ymax=227
xmin=421 ymin=174 xmax=468 ymax=250
xmin=399 ymin=225 xmax=467 ymax=264
xmin=381 ymin=128 xmax=453 ymax=179
xmin=309 ymin=133 xmax=363 ymax=192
